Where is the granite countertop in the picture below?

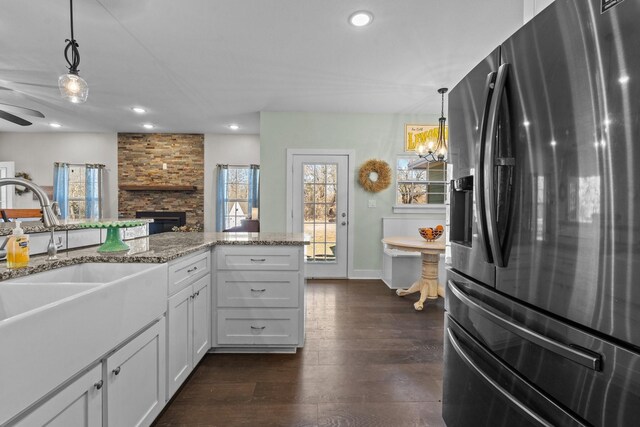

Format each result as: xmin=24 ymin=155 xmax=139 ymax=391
xmin=0 ymin=218 xmax=154 ymax=236
xmin=0 ymin=232 xmax=309 ymax=281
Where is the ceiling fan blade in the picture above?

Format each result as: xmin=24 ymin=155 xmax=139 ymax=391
xmin=0 ymin=102 xmax=45 ymax=118
xmin=0 ymin=109 xmax=32 ymax=126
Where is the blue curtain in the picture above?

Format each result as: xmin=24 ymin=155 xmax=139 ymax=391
xmin=215 ymin=165 xmax=229 ymax=231
xmin=53 ymin=162 xmax=69 ymax=219
xmin=248 ymin=164 xmax=260 ymax=217
xmin=85 ymin=164 xmax=103 ymax=219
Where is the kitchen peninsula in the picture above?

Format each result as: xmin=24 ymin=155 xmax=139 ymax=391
xmin=0 ymin=231 xmax=308 ymax=426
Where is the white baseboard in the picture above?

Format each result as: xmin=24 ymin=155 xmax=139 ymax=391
xmin=348 ymin=269 xmax=382 ymax=279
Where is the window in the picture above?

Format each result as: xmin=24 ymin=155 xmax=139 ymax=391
xmin=395 ymin=157 xmax=447 ymax=209
xmin=216 ymin=164 xmax=259 ymax=231
xmin=68 ymin=165 xmax=87 ymax=219
xmin=53 ymin=163 xmax=104 ymax=220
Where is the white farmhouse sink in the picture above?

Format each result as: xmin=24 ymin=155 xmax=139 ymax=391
xmin=0 ymin=262 xmax=169 ymax=425
xmin=5 ymin=262 xmax=161 ymax=284
xmin=0 ymin=283 xmax=99 ymax=321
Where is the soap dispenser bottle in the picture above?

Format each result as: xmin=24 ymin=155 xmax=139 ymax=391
xmin=7 ymin=221 xmax=29 ymax=269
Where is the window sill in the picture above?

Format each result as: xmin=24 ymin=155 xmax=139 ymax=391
xmin=392 ymin=204 xmax=446 ymax=214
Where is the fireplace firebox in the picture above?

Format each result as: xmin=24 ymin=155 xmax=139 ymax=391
xmin=136 ymin=211 xmax=186 ymax=234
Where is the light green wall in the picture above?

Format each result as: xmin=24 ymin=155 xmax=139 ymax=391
xmin=260 ymin=111 xmax=445 ymax=273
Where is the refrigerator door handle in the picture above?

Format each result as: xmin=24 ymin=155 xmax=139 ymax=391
xmin=484 ymin=63 xmax=509 ymax=267
xmin=446 ymin=327 xmax=555 ymax=427
xmin=448 ymin=280 xmax=602 ymax=371
xmin=474 ymin=71 xmax=497 ymax=264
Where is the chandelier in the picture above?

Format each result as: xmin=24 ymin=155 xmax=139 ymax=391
xmin=416 ymin=88 xmax=448 ymax=162
xmin=58 ymin=0 xmax=88 ymax=103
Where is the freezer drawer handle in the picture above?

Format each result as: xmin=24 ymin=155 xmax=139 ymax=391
xmin=447 ymin=327 xmax=555 ymax=427
xmin=448 ymin=281 xmax=602 ymax=371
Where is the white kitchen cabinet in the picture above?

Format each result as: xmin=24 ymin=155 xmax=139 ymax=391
xmin=106 ymin=319 xmax=166 ymax=427
xmin=166 ymin=250 xmax=211 ymax=399
xmin=213 ymin=245 xmax=305 ymax=351
xmin=12 ymin=365 xmax=102 ymax=427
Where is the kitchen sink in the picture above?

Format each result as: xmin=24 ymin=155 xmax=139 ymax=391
xmin=5 ymin=262 xmax=161 ymax=284
xmin=0 ymin=261 xmax=168 ymax=425
xmin=0 ymin=283 xmax=99 ymax=321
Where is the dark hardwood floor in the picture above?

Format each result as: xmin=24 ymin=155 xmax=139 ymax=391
xmin=153 ymin=279 xmax=446 ymax=427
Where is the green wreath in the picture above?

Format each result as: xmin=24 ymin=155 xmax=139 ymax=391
xmin=15 ymin=172 xmax=32 ymax=196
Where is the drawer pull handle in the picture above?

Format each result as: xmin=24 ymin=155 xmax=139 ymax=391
xmin=187 ymin=266 xmax=198 ymax=273
xmin=112 ymin=367 xmax=121 ymax=376
xmin=94 ymin=380 xmax=103 ymax=390
xmin=251 ymin=326 xmax=266 ymax=330
xmin=250 ymin=288 xmax=266 ymax=292
xmin=250 ymin=258 xmax=266 ymax=262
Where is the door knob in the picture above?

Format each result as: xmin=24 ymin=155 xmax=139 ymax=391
xmin=341 ymin=221 xmax=347 ymax=226
xmin=341 ymin=213 xmax=346 ymax=217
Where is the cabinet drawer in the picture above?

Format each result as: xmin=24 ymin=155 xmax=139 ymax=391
xmin=217 ymin=271 xmax=300 ymax=308
xmin=217 ymin=309 xmax=299 ymax=345
xmin=216 ymin=246 xmax=300 ymax=271
xmin=168 ymin=251 xmax=210 ymax=295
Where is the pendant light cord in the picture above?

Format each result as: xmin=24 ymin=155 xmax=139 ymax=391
xmin=64 ymin=0 xmax=81 ymax=74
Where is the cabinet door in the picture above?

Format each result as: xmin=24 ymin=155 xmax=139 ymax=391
xmin=192 ymin=274 xmax=211 ymax=366
xmin=106 ymin=319 xmax=165 ymax=427
xmin=13 ymin=365 xmax=102 ymax=427
xmin=167 ymin=286 xmax=193 ymax=399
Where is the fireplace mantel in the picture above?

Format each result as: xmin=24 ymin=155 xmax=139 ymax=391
xmin=119 ymin=185 xmax=197 ymax=192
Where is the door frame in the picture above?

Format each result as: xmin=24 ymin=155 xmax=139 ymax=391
xmin=286 ymin=149 xmax=355 ymax=278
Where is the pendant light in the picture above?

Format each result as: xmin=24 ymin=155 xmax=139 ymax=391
xmin=58 ymin=0 xmax=88 ymax=103
xmin=416 ymin=88 xmax=448 ymax=162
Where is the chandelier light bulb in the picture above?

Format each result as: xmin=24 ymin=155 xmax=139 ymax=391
xmin=58 ymin=73 xmax=88 ymax=103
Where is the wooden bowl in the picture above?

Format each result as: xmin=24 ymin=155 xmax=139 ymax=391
xmin=418 ymin=226 xmax=444 ymax=242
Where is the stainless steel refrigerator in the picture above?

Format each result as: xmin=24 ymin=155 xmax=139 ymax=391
xmin=444 ymin=0 xmax=640 ymax=425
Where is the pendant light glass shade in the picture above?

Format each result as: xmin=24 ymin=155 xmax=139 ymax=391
xmin=58 ymin=73 xmax=88 ymax=103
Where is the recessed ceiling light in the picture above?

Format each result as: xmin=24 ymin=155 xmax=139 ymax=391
xmin=132 ymin=107 xmax=146 ymax=114
xmin=349 ymin=11 xmax=373 ymax=27
xmin=618 ymin=75 xmax=630 ymax=84
xmin=228 ymin=124 xmax=240 ymax=131
xmin=49 ymin=122 xmax=62 ymax=128
xmin=143 ymin=123 xmax=154 ymax=129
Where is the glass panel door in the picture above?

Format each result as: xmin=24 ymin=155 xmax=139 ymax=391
xmin=292 ymin=154 xmax=348 ymax=278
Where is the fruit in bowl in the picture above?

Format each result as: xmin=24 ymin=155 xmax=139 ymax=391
xmin=419 ymin=225 xmax=444 ymax=241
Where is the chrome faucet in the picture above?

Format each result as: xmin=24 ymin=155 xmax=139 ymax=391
xmin=0 ymin=178 xmax=60 ymax=227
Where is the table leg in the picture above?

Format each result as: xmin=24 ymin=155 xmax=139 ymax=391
xmin=396 ymin=252 xmax=440 ymax=311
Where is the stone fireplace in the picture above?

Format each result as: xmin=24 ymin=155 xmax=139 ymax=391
xmin=118 ymin=133 xmax=204 ymax=227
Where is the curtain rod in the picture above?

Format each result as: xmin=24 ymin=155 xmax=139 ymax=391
xmin=216 ymin=164 xmax=259 ymax=168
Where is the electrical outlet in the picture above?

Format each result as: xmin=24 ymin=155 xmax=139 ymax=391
xmin=368 ymin=199 xmax=376 ymax=208
xmin=162 ymin=163 xmax=168 ymax=170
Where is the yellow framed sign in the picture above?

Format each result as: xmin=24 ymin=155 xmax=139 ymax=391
xmin=405 ymin=124 xmax=437 ymax=152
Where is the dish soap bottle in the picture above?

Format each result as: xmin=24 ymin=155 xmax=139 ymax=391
xmin=7 ymin=221 xmax=29 ymax=269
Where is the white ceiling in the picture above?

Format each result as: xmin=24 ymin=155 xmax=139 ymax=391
xmin=0 ymin=0 xmax=526 ymax=134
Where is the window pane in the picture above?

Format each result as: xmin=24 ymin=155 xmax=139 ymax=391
xmin=314 ymin=165 xmax=326 ymax=183
xmin=428 ymin=183 xmax=446 ymax=194
xmin=237 ymin=184 xmax=248 ymax=200
xmin=327 ymin=204 xmax=336 ymax=223
xmin=428 ymin=193 xmax=446 ymax=204
xmin=314 ymin=184 xmax=325 ymax=203
xmin=326 ymin=165 xmax=337 ymax=183
xmin=236 ymin=168 xmax=248 ymax=183
xmin=315 ymin=204 xmax=326 ymax=222
xmin=304 ymin=184 xmax=314 ymax=203
xmin=326 ymin=184 xmax=336 ymax=204
xmin=304 ymin=165 xmax=314 ymax=183
xmin=228 ymin=183 xmax=238 ymax=199
xmin=304 ymin=203 xmax=314 ymax=222
xmin=396 ymin=157 xmax=447 ymax=206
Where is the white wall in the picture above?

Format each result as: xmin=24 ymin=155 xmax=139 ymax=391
xmin=0 ymin=133 xmax=118 ymax=218
xmin=523 ymin=0 xmax=555 ymax=22
xmin=204 ymin=134 xmax=260 ymax=232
